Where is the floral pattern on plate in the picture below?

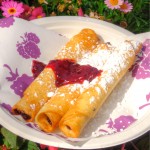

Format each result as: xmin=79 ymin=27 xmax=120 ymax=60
xmin=16 ymin=32 xmax=41 ymax=59
xmin=0 ymin=39 xmax=150 ymax=141
xmin=0 ymin=17 xmax=15 ymax=28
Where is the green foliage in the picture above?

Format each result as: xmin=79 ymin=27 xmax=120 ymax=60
xmin=0 ymin=0 xmax=149 ymax=33
xmin=81 ymin=0 xmax=150 ymax=33
xmin=1 ymin=127 xmax=24 ymax=149
xmin=0 ymin=126 xmax=40 ymax=150
xmin=20 ymin=141 xmax=40 ymax=150
xmin=126 ymin=0 xmax=150 ymax=33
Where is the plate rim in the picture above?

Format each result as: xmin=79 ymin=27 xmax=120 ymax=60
xmin=31 ymin=16 xmax=134 ymax=36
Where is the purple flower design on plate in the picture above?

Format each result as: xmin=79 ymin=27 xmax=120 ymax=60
xmin=131 ymin=39 xmax=150 ymax=79
xmin=4 ymin=64 xmax=34 ymax=97
xmin=26 ymin=122 xmax=39 ymax=129
xmin=16 ymin=32 xmax=41 ymax=59
xmin=106 ymin=115 xmax=137 ymax=132
xmin=0 ymin=17 xmax=15 ymax=28
xmin=139 ymin=92 xmax=150 ymax=110
xmin=0 ymin=103 xmax=12 ymax=113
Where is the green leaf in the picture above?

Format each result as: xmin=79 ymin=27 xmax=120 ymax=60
xmin=0 ymin=129 xmax=4 ymax=145
xmin=3 ymin=138 xmax=11 ymax=148
xmin=1 ymin=127 xmax=17 ymax=149
xmin=1 ymin=127 xmax=25 ymax=150
xmin=21 ymin=141 xmax=40 ymax=150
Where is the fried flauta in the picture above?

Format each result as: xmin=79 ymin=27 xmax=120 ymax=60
xmin=59 ymin=41 xmax=142 ymax=138
xmin=12 ymin=28 xmax=101 ymax=122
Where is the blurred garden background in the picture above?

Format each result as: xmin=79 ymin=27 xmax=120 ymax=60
xmin=0 ymin=0 xmax=149 ymax=33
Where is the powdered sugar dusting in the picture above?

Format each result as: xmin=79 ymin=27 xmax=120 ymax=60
xmin=97 ymin=50 xmax=134 ymax=91
xmin=30 ymin=104 xmax=36 ymax=110
xmin=90 ymin=96 xmax=95 ymax=104
xmin=70 ymin=100 xmax=75 ymax=105
xmin=52 ymin=41 xmax=140 ymax=107
xmin=47 ymin=92 xmax=54 ymax=97
xmin=78 ymin=49 xmax=112 ymax=69
xmin=30 ymin=41 xmax=140 ymax=118
xmin=39 ymin=99 xmax=45 ymax=106
xmin=95 ymin=86 xmax=101 ymax=94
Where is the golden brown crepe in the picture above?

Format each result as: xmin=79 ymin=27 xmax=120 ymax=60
xmin=35 ymin=43 xmax=110 ymax=132
xmin=55 ymin=28 xmax=101 ymax=60
xmin=59 ymin=41 xmax=142 ymax=138
xmin=12 ymin=68 xmax=56 ymax=122
xmin=12 ymin=28 xmax=101 ymax=122
xmin=35 ymin=84 xmax=81 ymax=132
xmin=12 ymin=28 xmax=142 ymax=138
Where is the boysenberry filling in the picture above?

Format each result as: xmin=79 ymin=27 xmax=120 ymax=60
xmin=13 ymin=109 xmax=31 ymax=120
xmin=32 ymin=60 xmax=46 ymax=78
xmin=32 ymin=59 xmax=102 ymax=87
xmin=47 ymin=59 xmax=102 ymax=87
xmin=46 ymin=117 xmax=52 ymax=126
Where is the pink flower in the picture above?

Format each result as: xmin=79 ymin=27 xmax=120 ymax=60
xmin=104 ymin=0 xmax=124 ymax=10
xmin=40 ymin=144 xmax=47 ymax=149
xmin=1 ymin=0 xmax=24 ymax=17
xmin=19 ymin=4 xmax=32 ymax=20
xmin=119 ymin=1 xmax=133 ymax=13
xmin=40 ymin=144 xmax=58 ymax=150
xmin=78 ymin=8 xmax=84 ymax=16
xmin=29 ymin=7 xmax=46 ymax=20
xmin=48 ymin=146 xmax=58 ymax=150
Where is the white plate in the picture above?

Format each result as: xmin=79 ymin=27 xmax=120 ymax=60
xmin=0 ymin=16 xmax=150 ymax=149
xmin=32 ymin=16 xmax=133 ymax=43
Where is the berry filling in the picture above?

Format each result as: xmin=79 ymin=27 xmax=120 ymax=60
xmin=47 ymin=59 xmax=102 ymax=87
xmin=32 ymin=60 xmax=46 ymax=78
xmin=32 ymin=59 xmax=102 ymax=87
xmin=13 ymin=109 xmax=31 ymax=120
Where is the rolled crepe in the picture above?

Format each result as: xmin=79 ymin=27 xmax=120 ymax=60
xmin=59 ymin=41 xmax=142 ymax=138
xmin=12 ymin=28 xmax=101 ymax=122
xmin=55 ymin=28 xmax=101 ymax=60
xmin=35 ymin=84 xmax=82 ymax=132
xmin=35 ymin=43 xmax=111 ymax=132
xmin=12 ymin=68 xmax=56 ymax=122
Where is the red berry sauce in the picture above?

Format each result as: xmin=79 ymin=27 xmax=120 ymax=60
xmin=32 ymin=60 xmax=46 ymax=78
xmin=46 ymin=59 xmax=102 ymax=87
xmin=32 ymin=59 xmax=102 ymax=87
